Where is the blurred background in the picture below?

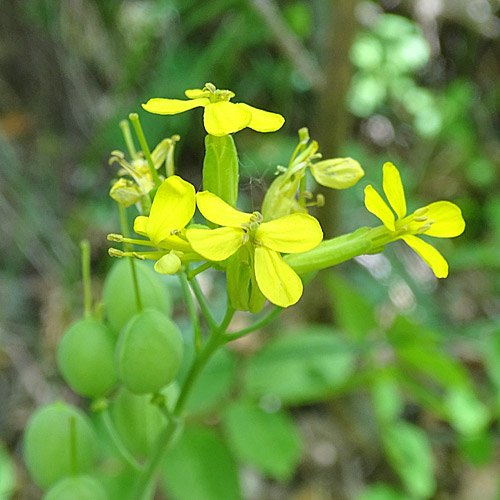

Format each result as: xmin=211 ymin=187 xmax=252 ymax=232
xmin=1 ymin=0 xmax=500 ymax=499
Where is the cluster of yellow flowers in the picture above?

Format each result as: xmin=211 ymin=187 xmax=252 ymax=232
xmin=109 ymin=83 xmax=465 ymax=309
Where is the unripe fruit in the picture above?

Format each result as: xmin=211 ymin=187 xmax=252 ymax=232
xmin=43 ymin=475 xmax=108 ymax=500
xmin=103 ymin=259 xmax=172 ymax=333
xmin=110 ymin=387 xmax=166 ymax=457
xmin=116 ymin=309 xmax=183 ymax=395
xmin=23 ymin=402 xmax=97 ymax=489
xmin=57 ymin=318 xmax=117 ymax=398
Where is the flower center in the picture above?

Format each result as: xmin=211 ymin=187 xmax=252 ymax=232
xmin=240 ymin=212 xmax=263 ymax=245
xmin=205 ymin=82 xmax=234 ymax=103
xmin=396 ymin=207 xmax=435 ymax=235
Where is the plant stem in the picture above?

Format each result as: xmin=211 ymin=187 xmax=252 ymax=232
xmin=129 ymin=113 xmax=161 ymax=188
xmin=101 ymin=408 xmax=143 ymax=472
xmin=120 ymin=119 xmax=138 ymax=160
xmin=118 ymin=204 xmax=143 ymax=312
xmin=187 ymin=262 xmax=212 ymax=280
xmin=129 ymin=301 xmax=234 ymax=500
xmin=223 ymin=305 xmax=281 ymax=342
xmin=80 ymin=240 xmax=92 ymax=318
xmin=189 ymin=276 xmax=217 ymax=330
xmin=178 ymin=272 xmax=202 ymax=352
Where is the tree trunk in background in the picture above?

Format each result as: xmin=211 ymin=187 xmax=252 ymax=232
xmin=314 ymin=0 xmax=359 ymax=238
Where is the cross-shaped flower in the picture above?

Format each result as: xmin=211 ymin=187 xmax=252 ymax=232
xmin=186 ymin=192 xmax=323 ymax=307
xmin=142 ymin=83 xmax=285 ymax=137
xmin=364 ymin=162 xmax=465 ymax=278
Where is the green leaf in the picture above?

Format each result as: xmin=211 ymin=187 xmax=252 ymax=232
xmin=356 ymin=483 xmax=411 ymax=500
xmin=162 ymin=426 xmax=241 ymax=500
xmin=222 ymin=401 xmax=302 ymax=480
xmin=444 ymin=388 xmax=489 ymax=436
xmin=203 ymin=134 xmax=239 ymax=208
xmin=244 ymin=325 xmax=356 ymax=405
xmin=371 ymin=377 xmax=403 ymax=424
xmin=458 ymin=431 xmax=494 ymax=465
xmin=324 ymin=274 xmax=377 ymax=339
xmin=382 ymin=421 xmax=436 ymax=499
xmin=0 ymin=443 xmax=15 ymax=500
xmin=184 ymin=348 xmax=237 ymax=414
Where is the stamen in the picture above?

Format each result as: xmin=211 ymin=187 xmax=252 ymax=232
xmin=254 ymin=240 xmax=263 ymax=247
xmin=249 ymin=212 xmax=263 ymax=223
xmin=413 ymin=216 xmax=428 ymax=222
xmin=108 ymin=248 xmax=124 ymax=258
xmin=417 ymin=223 xmax=432 ymax=233
xmin=132 ymin=252 xmax=145 ymax=260
xmin=241 ymin=233 xmax=249 ymax=245
xmin=107 ymin=233 xmax=124 ymax=242
xmin=205 ymin=83 xmax=216 ymax=93
xmin=170 ymin=229 xmax=180 ymax=236
xmin=414 ymin=207 xmax=429 ymax=216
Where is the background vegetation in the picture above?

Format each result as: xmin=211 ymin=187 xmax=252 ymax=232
xmin=1 ymin=0 xmax=500 ymax=499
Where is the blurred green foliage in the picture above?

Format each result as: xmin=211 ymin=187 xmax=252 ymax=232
xmin=1 ymin=0 xmax=500 ymax=499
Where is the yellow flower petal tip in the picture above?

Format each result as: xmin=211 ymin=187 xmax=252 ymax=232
xmin=143 ymin=83 xmax=284 ymax=136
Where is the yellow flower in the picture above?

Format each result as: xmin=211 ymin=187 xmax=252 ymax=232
xmin=186 ymin=192 xmax=323 ymax=307
xmin=133 ymin=175 xmax=196 ymax=274
xmin=142 ymin=83 xmax=285 ymax=137
xmin=364 ymin=162 xmax=465 ymax=278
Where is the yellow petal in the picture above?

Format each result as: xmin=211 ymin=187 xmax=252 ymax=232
xmin=383 ymin=162 xmax=406 ymax=219
xmin=142 ymin=97 xmax=209 ymax=115
xmin=147 ymin=176 xmax=196 ymax=245
xmin=235 ymin=103 xmax=285 ymax=132
xmin=254 ymin=247 xmax=303 ymax=307
xmin=364 ymin=185 xmax=395 ymax=231
xmin=154 ymin=251 xmax=181 ymax=274
xmin=185 ymin=88 xmax=211 ymax=99
xmin=401 ymin=235 xmax=449 ymax=278
xmin=186 ymin=227 xmax=244 ymax=261
xmin=134 ymin=216 xmax=149 ymax=237
xmin=196 ymin=191 xmax=250 ymax=227
xmin=421 ymin=201 xmax=466 ymax=238
xmin=310 ymin=158 xmax=364 ymax=189
xmin=203 ymin=101 xmax=252 ymax=136
xmin=256 ymin=213 xmax=323 ymax=253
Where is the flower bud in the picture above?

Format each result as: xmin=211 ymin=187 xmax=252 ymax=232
xmin=310 ymin=157 xmax=364 ymax=189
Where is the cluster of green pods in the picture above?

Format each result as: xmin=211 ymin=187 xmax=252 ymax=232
xmin=23 ymin=259 xmax=183 ymax=497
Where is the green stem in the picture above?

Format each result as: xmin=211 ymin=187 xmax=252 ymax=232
xmin=120 ymin=119 xmax=138 ymax=160
xmin=187 ymin=262 xmax=212 ymax=280
xmin=80 ymin=240 xmax=92 ymax=318
xmin=101 ymin=408 xmax=143 ymax=472
xmin=223 ymin=306 xmax=281 ymax=342
xmin=130 ymin=301 xmax=234 ymax=500
xmin=298 ymin=176 xmax=307 ymax=208
xmin=118 ymin=204 xmax=143 ymax=312
xmin=189 ymin=276 xmax=217 ymax=330
xmin=129 ymin=113 xmax=161 ymax=188
xmin=179 ymin=272 xmax=203 ymax=352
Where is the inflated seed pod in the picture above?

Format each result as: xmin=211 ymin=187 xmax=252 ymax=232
xmin=23 ymin=402 xmax=97 ymax=489
xmin=116 ymin=309 xmax=183 ymax=395
xmin=110 ymin=387 xmax=166 ymax=457
xmin=103 ymin=259 xmax=172 ymax=333
xmin=57 ymin=318 xmax=117 ymax=398
xmin=43 ymin=475 xmax=108 ymax=500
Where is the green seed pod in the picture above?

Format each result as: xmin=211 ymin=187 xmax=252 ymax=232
xmin=43 ymin=475 xmax=108 ymax=500
xmin=57 ymin=318 xmax=117 ymax=398
xmin=110 ymin=387 xmax=165 ymax=457
xmin=103 ymin=259 xmax=172 ymax=333
xmin=116 ymin=309 xmax=183 ymax=395
xmin=23 ymin=402 xmax=97 ymax=489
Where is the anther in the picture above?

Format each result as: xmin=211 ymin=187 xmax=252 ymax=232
xmin=414 ymin=207 xmax=429 ymax=216
xmin=108 ymin=248 xmax=124 ymax=258
xmin=241 ymin=233 xmax=249 ymax=245
xmin=417 ymin=223 xmax=432 ymax=233
xmin=249 ymin=212 xmax=263 ymax=223
xmin=205 ymin=83 xmax=216 ymax=93
xmin=170 ymin=229 xmax=180 ymax=236
xmin=413 ymin=216 xmax=428 ymax=222
xmin=107 ymin=233 xmax=124 ymax=242
xmin=132 ymin=252 xmax=146 ymax=260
